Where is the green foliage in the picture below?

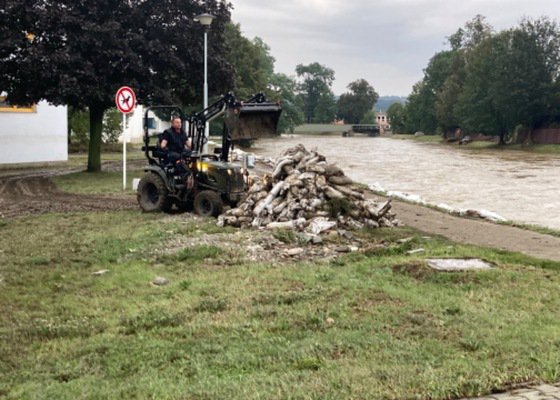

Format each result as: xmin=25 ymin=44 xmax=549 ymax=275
xmin=103 ymin=108 xmax=123 ymax=144
xmin=404 ymin=81 xmax=438 ymax=134
xmin=68 ymin=106 xmax=90 ymax=145
xmin=269 ymin=73 xmax=304 ymax=133
xmin=0 ymin=0 xmax=234 ymax=171
xmin=404 ymin=15 xmax=560 ymax=140
xmin=337 ymin=79 xmax=379 ymax=124
xmin=313 ymin=91 xmax=337 ymax=123
xmin=224 ymin=23 xmax=274 ymax=100
xmin=387 ymin=103 xmax=406 ymax=133
xmin=456 ymin=28 xmax=554 ymax=143
xmin=272 ymin=229 xmax=298 ymax=244
xmin=326 ymin=197 xmax=354 ymax=217
xmin=361 ymin=110 xmax=377 ymax=124
xmin=295 ymin=62 xmax=336 ymax=123
xmin=69 ymin=107 xmax=122 ymax=145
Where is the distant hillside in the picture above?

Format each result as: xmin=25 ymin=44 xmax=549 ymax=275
xmin=374 ymin=96 xmax=406 ymax=112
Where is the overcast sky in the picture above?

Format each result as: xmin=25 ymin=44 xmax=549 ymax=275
xmin=229 ymin=0 xmax=560 ymax=97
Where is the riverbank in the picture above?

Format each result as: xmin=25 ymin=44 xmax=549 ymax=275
xmin=389 ymin=133 xmax=560 ymax=154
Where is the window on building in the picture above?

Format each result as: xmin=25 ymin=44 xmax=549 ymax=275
xmin=0 ymin=96 xmax=37 ymax=113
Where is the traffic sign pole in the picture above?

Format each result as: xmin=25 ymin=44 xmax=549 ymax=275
xmin=115 ymin=86 xmax=136 ymax=191
xmin=122 ymin=113 xmax=126 ymax=190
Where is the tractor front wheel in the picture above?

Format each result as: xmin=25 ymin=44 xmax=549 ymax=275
xmin=137 ymin=173 xmax=172 ymax=212
xmin=193 ymin=190 xmax=223 ymax=217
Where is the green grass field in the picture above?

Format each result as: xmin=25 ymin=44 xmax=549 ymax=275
xmin=1 ymin=198 xmax=560 ymax=398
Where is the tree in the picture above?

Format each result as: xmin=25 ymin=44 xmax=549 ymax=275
xmin=295 ymin=62 xmax=335 ymax=123
xmin=269 ymin=73 xmax=303 ymax=133
xmin=336 ymin=79 xmax=378 ymax=124
xmin=456 ymin=28 xmax=553 ymax=143
xmin=447 ymin=14 xmax=493 ymax=51
xmin=103 ymin=108 xmax=122 ymax=144
xmin=404 ymin=81 xmax=438 ymax=134
xmin=387 ymin=103 xmax=406 ymax=133
xmin=402 ymin=51 xmax=455 ymax=134
xmin=0 ymin=0 xmax=234 ymax=171
xmin=435 ymin=55 xmax=466 ymax=133
xmin=361 ymin=110 xmax=377 ymax=124
xmin=68 ymin=107 xmax=90 ymax=145
xmin=224 ymin=23 xmax=274 ymax=100
xmin=313 ymin=91 xmax=337 ymax=123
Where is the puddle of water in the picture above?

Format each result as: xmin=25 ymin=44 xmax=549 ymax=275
xmin=252 ymin=135 xmax=560 ymax=230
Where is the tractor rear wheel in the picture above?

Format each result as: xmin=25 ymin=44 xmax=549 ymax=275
xmin=193 ymin=190 xmax=223 ymax=217
xmin=137 ymin=173 xmax=172 ymax=212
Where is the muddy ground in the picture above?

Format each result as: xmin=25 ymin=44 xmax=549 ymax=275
xmin=0 ymin=163 xmax=138 ymax=219
xmin=1 ymin=160 xmax=559 ymax=262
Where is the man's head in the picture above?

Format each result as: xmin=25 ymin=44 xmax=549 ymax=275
xmin=171 ymin=116 xmax=182 ymax=131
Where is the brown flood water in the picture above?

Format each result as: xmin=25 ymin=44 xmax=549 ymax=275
xmin=252 ymin=135 xmax=560 ymax=230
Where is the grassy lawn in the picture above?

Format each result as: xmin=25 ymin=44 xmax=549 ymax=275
xmin=1 ymin=208 xmax=560 ymax=399
xmin=294 ymin=124 xmax=350 ymax=135
xmin=53 ymin=169 xmax=146 ymax=195
xmin=0 ymin=146 xmax=146 ymax=178
xmin=390 ymin=134 xmax=444 ymax=143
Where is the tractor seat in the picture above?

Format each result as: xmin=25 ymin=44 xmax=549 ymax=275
xmin=152 ymin=133 xmax=167 ymax=159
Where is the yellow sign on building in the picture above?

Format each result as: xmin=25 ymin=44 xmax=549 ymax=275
xmin=0 ymin=96 xmax=37 ymax=113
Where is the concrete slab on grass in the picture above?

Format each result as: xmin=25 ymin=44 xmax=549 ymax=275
xmin=427 ymin=258 xmax=494 ymax=271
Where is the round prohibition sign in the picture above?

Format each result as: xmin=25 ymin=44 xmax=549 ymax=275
xmin=115 ymin=86 xmax=136 ymax=113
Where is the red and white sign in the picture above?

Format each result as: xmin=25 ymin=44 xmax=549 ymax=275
xmin=115 ymin=86 xmax=136 ymax=113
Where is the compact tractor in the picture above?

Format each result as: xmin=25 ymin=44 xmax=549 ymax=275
xmin=137 ymin=92 xmax=281 ymax=216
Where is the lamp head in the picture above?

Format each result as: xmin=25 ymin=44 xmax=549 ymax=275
xmin=194 ymin=13 xmax=215 ymax=27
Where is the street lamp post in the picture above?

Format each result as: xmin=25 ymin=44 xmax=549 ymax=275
xmin=194 ymin=13 xmax=215 ymax=154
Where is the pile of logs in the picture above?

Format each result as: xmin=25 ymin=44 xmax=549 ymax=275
xmin=218 ymin=144 xmax=399 ymax=231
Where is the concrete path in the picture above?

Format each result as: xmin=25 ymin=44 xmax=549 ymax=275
xmin=462 ymin=383 xmax=560 ymax=399
xmin=365 ymin=192 xmax=560 ymax=262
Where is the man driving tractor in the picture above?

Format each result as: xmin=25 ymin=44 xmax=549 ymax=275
xmin=160 ymin=116 xmax=193 ymax=183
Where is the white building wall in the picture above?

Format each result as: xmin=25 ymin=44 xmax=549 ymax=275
xmin=122 ymin=105 xmax=145 ymax=143
xmin=0 ymin=101 xmax=68 ymax=164
xmin=121 ymin=105 xmax=181 ymax=143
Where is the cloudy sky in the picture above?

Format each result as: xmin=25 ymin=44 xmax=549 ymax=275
xmin=230 ymin=0 xmax=560 ymax=97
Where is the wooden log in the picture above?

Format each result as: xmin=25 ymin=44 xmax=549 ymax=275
xmin=376 ymin=200 xmax=392 ymax=219
xmin=253 ymin=180 xmax=285 ymax=217
xmin=333 ymin=184 xmax=364 ymax=200
xmin=306 ymin=165 xmax=326 ymax=174
xmin=272 ymin=158 xmax=294 ymax=179
xmin=327 ymin=175 xmax=353 ymax=186
xmin=324 ymin=186 xmax=345 ymax=199
xmin=266 ymin=220 xmax=296 ymax=229
xmin=324 ymin=163 xmax=343 ymax=176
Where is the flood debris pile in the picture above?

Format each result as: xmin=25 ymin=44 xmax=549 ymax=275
xmin=218 ymin=144 xmax=399 ymax=232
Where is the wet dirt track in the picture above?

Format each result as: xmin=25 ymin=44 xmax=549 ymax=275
xmin=0 ymin=173 xmax=136 ymax=219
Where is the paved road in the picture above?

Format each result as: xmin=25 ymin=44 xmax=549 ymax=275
xmin=462 ymin=383 xmax=560 ymax=399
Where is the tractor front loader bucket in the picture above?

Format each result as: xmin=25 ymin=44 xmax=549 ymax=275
xmin=225 ymin=102 xmax=282 ymax=140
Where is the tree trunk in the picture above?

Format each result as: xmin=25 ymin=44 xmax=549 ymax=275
xmin=87 ymin=104 xmax=105 ymax=172
xmin=498 ymin=129 xmax=506 ymax=145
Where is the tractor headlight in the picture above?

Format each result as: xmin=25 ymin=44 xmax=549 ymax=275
xmin=196 ymin=161 xmax=209 ymax=172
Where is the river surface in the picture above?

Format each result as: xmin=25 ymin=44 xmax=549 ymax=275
xmin=251 ymin=135 xmax=560 ymax=230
